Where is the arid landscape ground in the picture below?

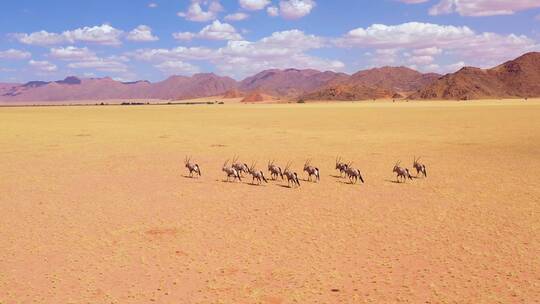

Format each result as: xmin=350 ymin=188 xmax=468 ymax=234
xmin=1 ymin=100 xmax=539 ymax=303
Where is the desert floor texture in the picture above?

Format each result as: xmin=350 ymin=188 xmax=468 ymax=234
xmin=1 ymin=100 xmax=539 ymax=303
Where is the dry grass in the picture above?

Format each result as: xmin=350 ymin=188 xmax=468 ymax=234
xmin=1 ymin=99 xmax=539 ymax=303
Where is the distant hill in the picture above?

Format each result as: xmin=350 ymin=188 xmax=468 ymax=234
xmin=0 ymin=73 xmax=236 ymax=102
xmin=299 ymin=67 xmax=440 ymax=101
xmin=2 ymin=52 xmax=539 ymax=103
xmin=239 ymin=68 xmax=349 ymax=98
xmin=410 ymin=52 xmax=540 ymax=100
xmin=346 ymin=67 xmax=440 ymax=93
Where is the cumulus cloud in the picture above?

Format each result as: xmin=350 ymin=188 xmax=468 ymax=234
xmin=67 ymin=56 xmax=129 ymax=73
xmin=131 ymin=46 xmax=218 ymax=62
xmin=154 ymin=60 xmax=201 ymax=75
xmin=335 ymin=22 xmax=540 ymax=70
xmin=13 ymin=24 xmax=123 ymax=46
xmin=28 ymin=60 xmax=57 ymax=72
xmin=13 ymin=31 xmax=66 ymax=46
xmin=267 ymin=6 xmax=279 ymax=16
xmin=49 ymin=46 xmax=97 ymax=61
xmin=133 ymin=29 xmax=342 ymax=78
xmin=126 ymin=25 xmax=159 ymax=42
xmin=399 ymin=0 xmax=540 ymax=16
xmin=63 ymin=24 xmax=123 ymax=45
xmin=239 ymin=0 xmax=270 ymax=10
xmin=0 ymin=49 xmax=31 ymax=59
xmin=178 ymin=0 xmax=223 ymax=22
xmin=225 ymin=12 xmax=249 ymax=21
xmin=173 ymin=20 xmax=242 ymax=41
xmin=338 ymin=22 xmax=539 ymax=71
xmin=279 ymin=0 xmax=316 ymax=19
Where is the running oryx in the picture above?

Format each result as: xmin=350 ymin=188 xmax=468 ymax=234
xmin=184 ymin=156 xmax=201 ymax=177
xmin=393 ymin=161 xmax=413 ymax=183
xmin=232 ymin=155 xmax=249 ymax=177
xmin=335 ymin=156 xmax=349 ymax=177
xmin=303 ymin=159 xmax=320 ymax=182
xmin=345 ymin=162 xmax=365 ymax=184
xmin=222 ymin=159 xmax=242 ymax=182
xmin=247 ymin=162 xmax=268 ymax=185
xmin=267 ymin=160 xmax=284 ymax=180
xmin=413 ymin=156 xmax=427 ymax=178
xmin=283 ymin=162 xmax=300 ymax=188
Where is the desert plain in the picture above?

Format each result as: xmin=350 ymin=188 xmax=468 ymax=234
xmin=1 ymin=100 xmax=539 ymax=303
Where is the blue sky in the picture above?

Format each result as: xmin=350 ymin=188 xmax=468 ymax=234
xmin=0 ymin=0 xmax=539 ymax=83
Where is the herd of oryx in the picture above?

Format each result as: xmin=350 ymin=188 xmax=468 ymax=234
xmin=184 ymin=155 xmax=427 ymax=187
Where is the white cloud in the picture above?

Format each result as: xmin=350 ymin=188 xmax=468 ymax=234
xmin=412 ymin=47 xmax=443 ymax=56
xmin=154 ymin=60 xmax=201 ymax=75
xmin=28 ymin=60 xmax=57 ymax=72
xmin=13 ymin=31 xmax=66 ymax=46
xmin=67 ymin=57 xmax=128 ymax=73
xmin=429 ymin=0 xmax=540 ymax=16
xmin=338 ymin=22 xmax=539 ymax=72
xmin=131 ymin=47 xmax=218 ymax=62
xmin=148 ymin=2 xmax=158 ymax=8
xmin=126 ymin=25 xmax=159 ymax=42
xmin=216 ymin=29 xmax=341 ymax=77
xmin=198 ymin=20 xmax=243 ymax=40
xmin=0 ymin=49 xmax=31 ymax=59
xmin=13 ymin=24 xmax=123 ymax=46
xmin=172 ymin=32 xmax=196 ymax=41
xmin=225 ymin=12 xmax=249 ymax=21
xmin=178 ymin=0 xmax=223 ymax=22
xmin=49 ymin=46 xmax=97 ymax=61
xmin=239 ymin=0 xmax=270 ymax=10
xmin=133 ymin=29 xmax=342 ymax=78
xmin=63 ymin=24 xmax=123 ymax=45
xmin=279 ymin=0 xmax=316 ymax=19
xmin=173 ymin=20 xmax=242 ymax=41
xmin=267 ymin=6 xmax=279 ymax=16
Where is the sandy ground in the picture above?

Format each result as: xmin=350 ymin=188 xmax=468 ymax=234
xmin=1 ymin=100 xmax=539 ymax=303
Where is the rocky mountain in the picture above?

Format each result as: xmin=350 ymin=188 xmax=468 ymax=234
xmin=345 ymin=67 xmax=440 ymax=93
xmin=410 ymin=52 xmax=540 ymax=100
xmin=299 ymin=67 xmax=440 ymax=101
xmin=0 ymin=73 xmax=237 ymax=102
xmin=2 ymin=52 xmax=538 ymax=103
xmin=300 ymin=84 xmax=395 ymax=101
xmin=239 ymin=68 xmax=349 ymax=97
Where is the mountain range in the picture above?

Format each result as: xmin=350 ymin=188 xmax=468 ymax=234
xmin=1 ymin=52 xmax=538 ymax=103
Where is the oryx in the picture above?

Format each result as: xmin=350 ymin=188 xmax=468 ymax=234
xmin=184 ymin=156 xmax=201 ymax=177
xmin=247 ymin=162 xmax=268 ymax=185
xmin=268 ymin=160 xmax=284 ymax=180
xmin=303 ymin=159 xmax=320 ymax=182
xmin=345 ymin=162 xmax=364 ymax=184
xmin=393 ymin=161 xmax=413 ymax=183
xmin=335 ymin=156 xmax=349 ymax=177
xmin=283 ymin=162 xmax=300 ymax=188
xmin=413 ymin=156 xmax=427 ymax=178
xmin=232 ymin=155 xmax=249 ymax=177
xmin=222 ymin=159 xmax=242 ymax=182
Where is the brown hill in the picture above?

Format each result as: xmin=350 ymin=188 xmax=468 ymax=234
xmin=241 ymin=92 xmax=275 ymax=103
xmin=410 ymin=52 xmax=540 ymax=100
xmin=0 ymin=73 xmax=237 ymax=102
xmin=343 ymin=66 xmax=440 ymax=93
xmin=300 ymin=84 xmax=394 ymax=101
xmin=239 ymin=68 xmax=349 ymax=97
xmin=222 ymin=89 xmax=244 ymax=98
xmin=301 ymin=67 xmax=440 ymax=101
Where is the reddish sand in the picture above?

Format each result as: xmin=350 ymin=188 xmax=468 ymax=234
xmin=0 ymin=100 xmax=539 ymax=303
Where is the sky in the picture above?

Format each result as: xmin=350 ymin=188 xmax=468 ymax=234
xmin=0 ymin=0 xmax=539 ymax=83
